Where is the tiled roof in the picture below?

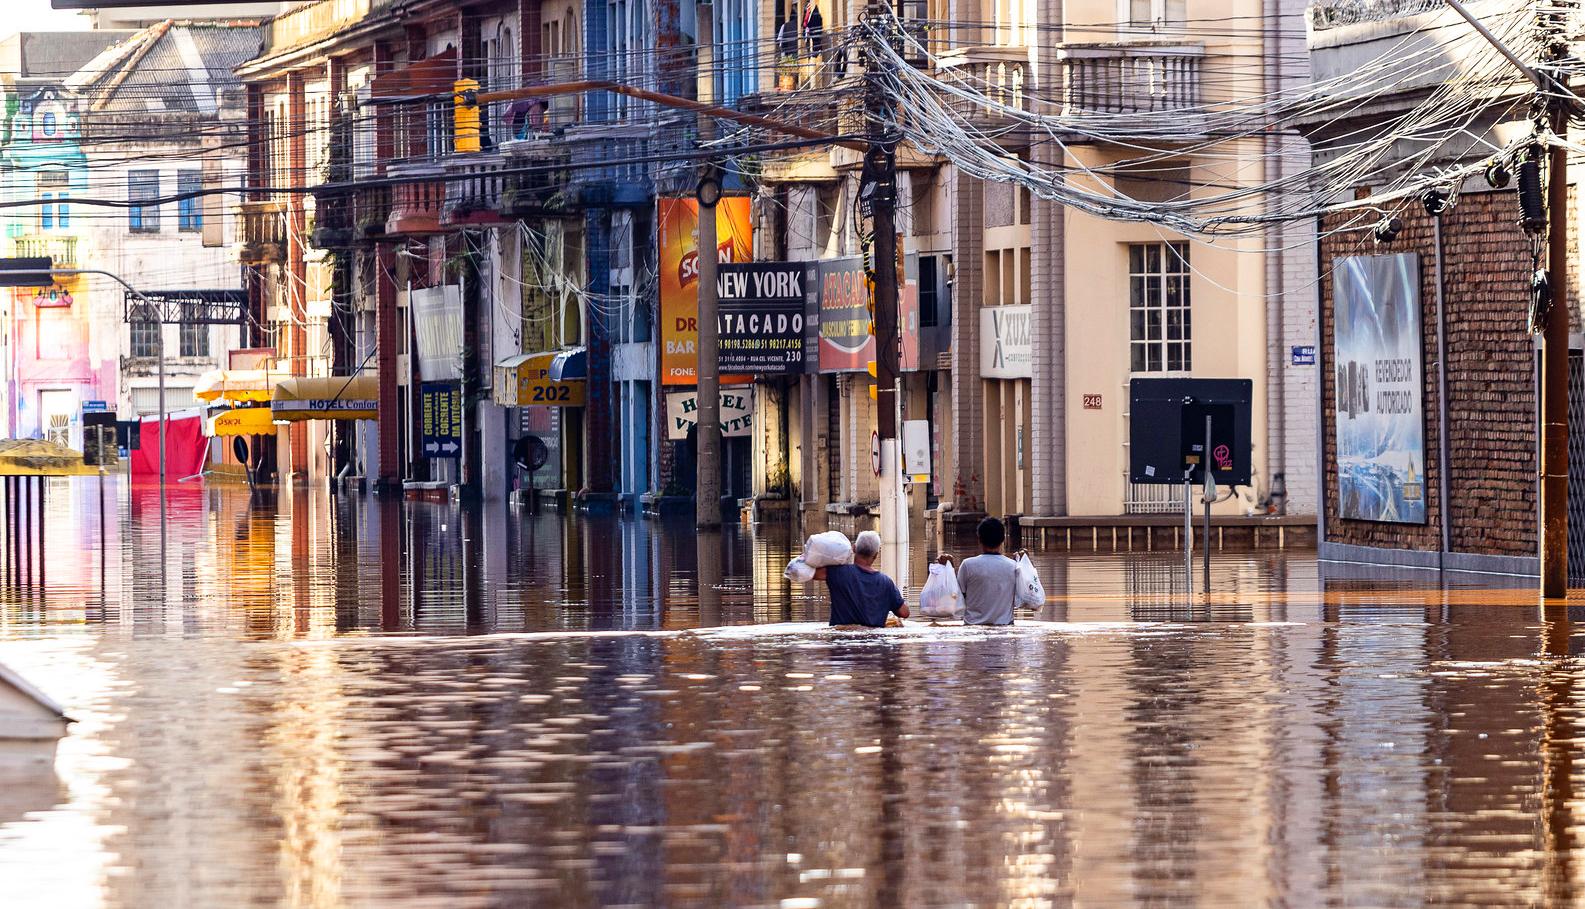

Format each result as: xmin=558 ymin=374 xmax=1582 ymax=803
xmin=68 ymin=21 xmax=263 ymax=116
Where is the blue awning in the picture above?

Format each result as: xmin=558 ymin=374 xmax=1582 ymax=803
xmin=549 ymin=348 xmax=586 ymax=382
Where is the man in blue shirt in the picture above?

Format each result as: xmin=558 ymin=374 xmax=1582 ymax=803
xmin=813 ymin=530 xmax=908 ymax=627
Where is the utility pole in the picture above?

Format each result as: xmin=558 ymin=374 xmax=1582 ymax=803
xmin=696 ymin=158 xmax=724 ymax=528
xmin=863 ymin=6 xmax=909 ymax=587
xmin=1443 ymin=0 xmax=1571 ymax=597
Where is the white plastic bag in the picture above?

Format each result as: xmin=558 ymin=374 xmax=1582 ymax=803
xmin=919 ymin=562 xmax=963 ymax=619
xmin=801 ymin=531 xmax=854 ymax=568
xmin=1014 ymin=554 xmax=1045 ymax=608
xmin=784 ymin=557 xmax=816 ymax=584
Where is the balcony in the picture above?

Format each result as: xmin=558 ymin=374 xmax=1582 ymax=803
xmin=239 ymin=200 xmax=287 ymax=265
xmin=933 ymin=46 xmax=1037 ymax=141
xmin=12 ymin=235 xmax=76 ymax=269
xmin=353 ymin=185 xmax=392 ymax=242
xmin=384 ymin=163 xmax=445 ymax=237
xmin=443 ymin=153 xmax=513 ymax=227
xmin=1058 ymin=44 xmax=1204 ymax=116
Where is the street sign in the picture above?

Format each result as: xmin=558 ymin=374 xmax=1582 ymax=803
xmin=1291 ymin=345 xmax=1316 ymax=366
xmin=82 ymin=400 xmax=108 ymax=413
xmin=420 ymin=382 xmax=462 ymax=459
xmin=870 ymin=430 xmax=881 ymax=477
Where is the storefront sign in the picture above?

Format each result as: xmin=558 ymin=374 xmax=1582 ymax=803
xmin=818 ymin=257 xmax=871 ymax=372
xmin=658 ymin=197 xmax=755 ymax=385
xmin=1333 ymin=253 xmax=1425 ymax=524
xmin=718 ymin=262 xmax=809 ymax=374
xmin=493 ymin=352 xmax=586 ymax=407
xmin=420 ymin=382 xmax=462 ymax=458
xmin=979 ymin=304 xmax=1033 ymax=379
xmin=665 ymin=389 xmax=754 ymax=440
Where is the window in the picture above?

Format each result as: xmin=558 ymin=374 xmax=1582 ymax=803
xmin=38 ymin=170 xmax=68 ymax=231
xmin=713 ymin=0 xmax=757 ymax=103
xmin=1129 ymin=242 xmax=1190 ymax=373
xmin=177 ymin=171 xmax=203 ymax=232
xmin=815 ymin=185 xmax=840 ymax=253
xmin=130 ymin=320 xmax=159 ymax=358
xmin=41 ymin=111 xmax=56 ymax=136
xmin=1126 ymin=0 xmax=1186 ymax=31
xmin=919 ymin=256 xmax=938 ymax=327
xmin=180 ymin=306 xmax=208 ymax=358
xmin=128 ymin=170 xmax=160 ymax=232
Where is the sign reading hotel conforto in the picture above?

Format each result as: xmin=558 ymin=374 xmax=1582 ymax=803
xmin=717 ymin=262 xmax=810 ymax=374
xmin=818 ymin=257 xmax=871 ymax=372
xmin=658 ymin=196 xmax=754 ymax=385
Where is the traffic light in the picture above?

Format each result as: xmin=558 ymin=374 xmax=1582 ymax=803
xmin=0 ymin=257 xmax=54 ymax=287
xmin=454 ymin=79 xmax=481 ymax=154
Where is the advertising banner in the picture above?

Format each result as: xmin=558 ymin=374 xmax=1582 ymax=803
xmin=979 ymin=304 xmax=1033 ymax=379
xmin=658 ymin=196 xmax=754 ymax=385
xmin=665 ymin=388 xmax=754 ymax=440
xmin=818 ymin=257 xmax=871 ymax=372
xmin=717 ymin=262 xmax=810 ymax=374
xmin=1333 ymin=253 xmax=1426 ymax=524
xmin=420 ymin=381 xmax=462 ymax=458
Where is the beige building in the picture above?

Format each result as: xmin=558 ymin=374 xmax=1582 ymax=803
xmin=749 ymin=0 xmax=1316 ymax=527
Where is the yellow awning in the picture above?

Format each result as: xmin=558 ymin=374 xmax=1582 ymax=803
xmin=195 ymin=369 xmax=274 ymax=403
xmin=207 ymin=407 xmax=274 ymax=437
xmin=270 ymin=374 xmax=379 ymax=422
xmin=0 ymin=439 xmax=98 ymax=476
xmin=492 ymin=351 xmax=586 ymax=407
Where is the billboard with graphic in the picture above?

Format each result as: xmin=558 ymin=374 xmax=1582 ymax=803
xmin=1333 ymin=253 xmax=1426 ymax=524
xmin=657 ymin=197 xmax=754 ymax=385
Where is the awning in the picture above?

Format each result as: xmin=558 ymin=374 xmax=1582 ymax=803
xmin=270 ymin=374 xmax=379 ymax=422
xmin=195 ymin=368 xmax=274 ymax=403
xmin=549 ymin=347 xmax=587 ymax=382
xmin=371 ymin=47 xmax=459 ymax=101
xmin=492 ymin=351 xmax=586 ymax=407
xmin=207 ymin=406 xmax=274 ymax=438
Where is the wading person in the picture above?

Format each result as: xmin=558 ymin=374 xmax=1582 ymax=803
xmin=941 ymin=517 xmax=1022 ymax=626
xmin=813 ymin=530 xmax=908 ymax=627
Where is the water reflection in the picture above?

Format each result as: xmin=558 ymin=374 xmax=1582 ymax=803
xmin=6 ymin=482 xmax=1585 ymax=905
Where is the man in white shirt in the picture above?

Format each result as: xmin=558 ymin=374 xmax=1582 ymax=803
xmin=940 ymin=517 xmax=1021 ymax=626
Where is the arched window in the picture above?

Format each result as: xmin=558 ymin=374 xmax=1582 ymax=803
xmin=41 ymin=111 xmax=56 ymax=136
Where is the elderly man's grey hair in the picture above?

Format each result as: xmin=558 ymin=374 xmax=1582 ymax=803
xmin=853 ymin=530 xmax=882 ymax=559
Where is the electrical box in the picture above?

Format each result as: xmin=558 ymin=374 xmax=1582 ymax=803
xmin=901 ymin=419 xmax=931 ymax=483
xmin=1129 ymin=378 xmax=1252 ymax=487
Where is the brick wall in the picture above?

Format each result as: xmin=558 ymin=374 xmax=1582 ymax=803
xmin=1320 ymin=187 xmax=1537 ymax=557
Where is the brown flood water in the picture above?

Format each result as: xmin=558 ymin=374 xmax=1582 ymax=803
xmin=1 ymin=480 xmax=1582 ymax=907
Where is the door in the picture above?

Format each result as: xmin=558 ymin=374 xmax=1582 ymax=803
xmin=38 ymin=388 xmax=75 ymax=446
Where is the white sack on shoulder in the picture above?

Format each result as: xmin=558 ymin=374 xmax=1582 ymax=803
xmin=801 ymin=531 xmax=854 ymax=568
xmin=784 ymin=557 xmax=816 ymax=584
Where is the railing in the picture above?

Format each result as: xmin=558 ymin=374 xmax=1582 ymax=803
xmin=1060 ymin=44 xmax=1204 ymax=114
xmin=240 ymin=200 xmax=287 ymax=265
xmin=385 ymin=163 xmax=445 ymax=236
xmin=443 ymin=153 xmax=512 ymax=226
xmin=1124 ymin=481 xmax=1183 ymax=514
xmin=353 ymin=184 xmax=391 ymax=241
xmin=934 ymin=47 xmax=1035 ymax=116
xmin=12 ymin=235 xmax=76 ymax=268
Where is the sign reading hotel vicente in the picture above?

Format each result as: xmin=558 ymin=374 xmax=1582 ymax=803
xmin=658 ymin=197 xmax=754 ymax=385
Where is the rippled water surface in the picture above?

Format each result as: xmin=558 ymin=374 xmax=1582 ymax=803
xmin=2 ymin=481 xmax=1583 ymax=907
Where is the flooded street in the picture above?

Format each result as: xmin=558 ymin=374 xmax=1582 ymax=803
xmin=2 ymin=481 xmax=1582 ymax=907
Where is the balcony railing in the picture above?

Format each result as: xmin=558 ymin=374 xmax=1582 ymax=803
xmin=934 ymin=46 xmax=1036 ymax=121
xmin=385 ymin=163 xmax=445 ymax=236
xmin=12 ymin=235 xmax=76 ymax=268
xmin=443 ymin=153 xmax=512 ymax=227
xmin=1059 ymin=44 xmax=1204 ymax=115
xmin=240 ymin=199 xmax=287 ymax=265
xmin=353 ymin=185 xmax=391 ymax=241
